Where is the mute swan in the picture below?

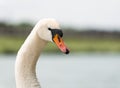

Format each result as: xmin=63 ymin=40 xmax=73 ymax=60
xmin=15 ymin=18 xmax=69 ymax=88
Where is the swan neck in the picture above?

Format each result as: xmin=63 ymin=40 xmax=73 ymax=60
xmin=15 ymin=31 xmax=47 ymax=88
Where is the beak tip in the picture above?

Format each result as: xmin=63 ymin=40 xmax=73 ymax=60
xmin=65 ymin=49 xmax=70 ymax=54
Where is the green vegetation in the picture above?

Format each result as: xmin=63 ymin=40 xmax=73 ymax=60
xmin=65 ymin=38 xmax=120 ymax=53
xmin=0 ymin=36 xmax=24 ymax=54
xmin=1 ymin=36 xmax=120 ymax=54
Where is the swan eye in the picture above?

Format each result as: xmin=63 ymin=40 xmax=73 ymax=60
xmin=48 ymin=28 xmax=51 ymax=31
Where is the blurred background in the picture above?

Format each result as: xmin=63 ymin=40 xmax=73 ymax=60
xmin=0 ymin=0 xmax=120 ymax=88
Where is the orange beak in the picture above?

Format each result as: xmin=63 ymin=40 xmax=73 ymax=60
xmin=53 ymin=34 xmax=69 ymax=54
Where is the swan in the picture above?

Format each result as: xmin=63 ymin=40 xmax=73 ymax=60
xmin=15 ymin=18 xmax=70 ymax=88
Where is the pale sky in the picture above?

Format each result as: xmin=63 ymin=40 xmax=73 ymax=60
xmin=0 ymin=0 xmax=120 ymax=30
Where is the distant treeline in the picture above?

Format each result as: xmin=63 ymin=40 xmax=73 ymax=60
xmin=0 ymin=22 xmax=120 ymax=39
xmin=63 ymin=29 xmax=120 ymax=39
xmin=0 ymin=22 xmax=33 ymax=37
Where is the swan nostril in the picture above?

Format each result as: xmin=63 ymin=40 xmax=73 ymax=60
xmin=58 ymin=36 xmax=61 ymax=42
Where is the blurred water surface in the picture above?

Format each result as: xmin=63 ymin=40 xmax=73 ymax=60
xmin=0 ymin=53 xmax=120 ymax=88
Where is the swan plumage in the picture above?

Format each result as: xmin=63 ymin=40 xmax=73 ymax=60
xmin=15 ymin=18 xmax=69 ymax=88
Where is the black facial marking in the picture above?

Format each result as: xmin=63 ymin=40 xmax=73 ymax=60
xmin=48 ymin=28 xmax=63 ymax=39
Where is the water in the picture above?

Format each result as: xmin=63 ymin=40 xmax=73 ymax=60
xmin=0 ymin=53 xmax=120 ymax=88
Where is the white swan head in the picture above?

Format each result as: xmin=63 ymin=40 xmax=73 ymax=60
xmin=36 ymin=18 xmax=69 ymax=54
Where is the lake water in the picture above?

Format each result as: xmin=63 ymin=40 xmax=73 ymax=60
xmin=0 ymin=53 xmax=120 ymax=88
